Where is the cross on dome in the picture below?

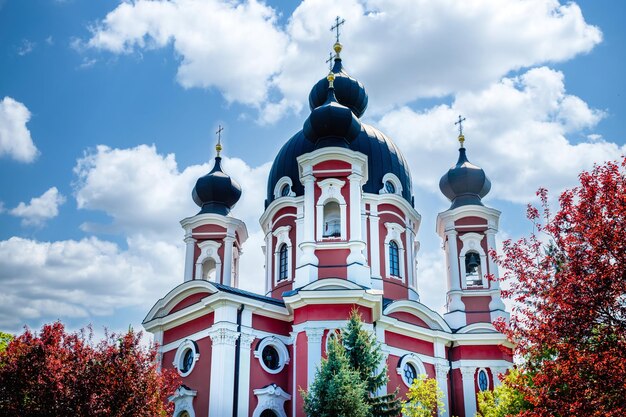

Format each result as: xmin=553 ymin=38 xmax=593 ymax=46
xmin=215 ymin=124 xmax=224 ymax=156
xmin=454 ymin=115 xmax=467 ymax=148
xmin=326 ymin=52 xmax=334 ymax=70
xmin=331 ymin=16 xmax=345 ymax=43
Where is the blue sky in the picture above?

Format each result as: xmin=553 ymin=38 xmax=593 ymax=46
xmin=1 ymin=0 xmax=624 ymax=336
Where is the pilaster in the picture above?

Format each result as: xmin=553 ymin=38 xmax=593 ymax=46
xmin=460 ymin=366 xmax=477 ymax=417
xmin=305 ymin=328 xmax=324 ymax=387
xmin=208 ymin=327 xmax=239 ymax=417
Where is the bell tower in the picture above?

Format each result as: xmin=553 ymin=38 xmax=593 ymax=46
xmin=436 ymin=118 xmax=508 ymax=330
xmin=180 ymin=129 xmax=248 ymax=288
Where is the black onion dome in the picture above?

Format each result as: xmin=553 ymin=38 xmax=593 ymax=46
xmin=192 ymin=156 xmax=242 ymax=215
xmin=439 ymin=146 xmax=491 ymax=209
xmin=303 ymin=82 xmax=362 ymax=148
xmin=309 ymin=58 xmax=368 ymax=117
xmin=265 ymin=124 xmax=413 ymax=208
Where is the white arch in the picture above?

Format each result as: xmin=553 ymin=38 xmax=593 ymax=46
xmin=383 ymin=299 xmax=451 ymax=332
xmin=195 ymin=240 xmax=222 ymax=283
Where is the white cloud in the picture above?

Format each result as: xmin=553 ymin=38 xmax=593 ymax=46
xmin=10 ymin=187 xmax=66 ymax=227
xmin=378 ymin=66 xmax=621 ymax=204
xmin=85 ymin=0 xmax=601 ymax=122
xmin=17 ymin=39 xmax=36 ymax=56
xmin=0 ymin=236 xmax=183 ymax=331
xmin=0 ymin=97 xmax=39 ymax=163
xmin=86 ymin=0 xmax=288 ymax=106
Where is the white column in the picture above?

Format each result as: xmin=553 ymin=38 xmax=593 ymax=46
xmin=490 ymin=367 xmax=509 ymax=388
xmin=222 ymin=235 xmax=235 ymax=286
xmin=183 ymin=235 xmax=196 ymax=281
xmin=405 ymin=223 xmax=415 ymax=289
xmin=485 ymin=229 xmax=500 ymax=289
xmin=369 ymin=204 xmax=382 ymax=285
xmin=306 ymin=328 xmax=324 ymax=387
xmin=445 ymin=227 xmax=464 ymax=312
xmin=237 ymin=333 xmax=256 ymax=417
xmin=296 ymin=175 xmax=318 ymax=288
xmin=460 ymin=367 xmax=477 ymax=417
xmin=264 ymin=229 xmax=272 ymax=294
xmin=208 ymin=327 xmax=239 ymax=417
xmin=302 ymin=175 xmax=315 ymax=242
xmin=436 ymin=364 xmax=450 ymax=417
xmin=348 ymin=173 xmax=363 ymax=242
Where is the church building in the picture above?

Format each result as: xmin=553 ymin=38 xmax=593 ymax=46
xmin=143 ymin=34 xmax=513 ymax=417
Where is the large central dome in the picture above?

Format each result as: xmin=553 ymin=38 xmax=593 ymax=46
xmin=265 ymin=44 xmax=414 ymax=208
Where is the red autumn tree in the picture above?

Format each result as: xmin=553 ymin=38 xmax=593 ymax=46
xmin=493 ymin=157 xmax=626 ymax=416
xmin=0 ymin=322 xmax=180 ymax=417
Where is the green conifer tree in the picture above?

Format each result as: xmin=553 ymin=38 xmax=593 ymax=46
xmin=301 ymin=336 xmax=370 ymax=417
xmin=342 ymin=309 xmax=402 ymax=417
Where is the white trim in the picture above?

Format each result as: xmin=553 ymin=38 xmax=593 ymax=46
xmin=477 ymin=367 xmax=490 ymax=391
xmin=383 ymin=300 xmax=450 ymax=332
xmin=181 ymin=212 xmax=248 ymax=243
xmin=384 ymin=222 xmax=406 ymax=281
xmin=254 ymin=336 xmax=290 ymax=374
xmin=169 ymin=385 xmax=197 ymax=417
xmin=379 ymin=173 xmax=403 ymax=195
xmin=252 ymin=384 xmax=291 ymax=417
xmin=195 ymin=240 xmax=222 ymax=282
xmin=274 ymin=176 xmax=296 ymax=199
xmin=273 ymin=225 xmax=293 ymax=284
xmin=173 ymin=339 xmax=200 ymax=377
xmin=397 ymin=353 xmax=427 ymax=387
xmin=316 ymin=178 xmax=347 ymax=241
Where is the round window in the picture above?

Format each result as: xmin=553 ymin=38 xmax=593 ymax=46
xmin=403 ymin=362 xmax=417 ymax=385
xmin=385 ymin=181 xmax=396 ymax=194
xmin=478 ymin=369 xmax=489 ymax=391
xmin=174 ymin=339 xmax=199 ymax=377
xmin=262 ymin=345 xmax=280 ymax=370
xmin=280 ymin=184 xmax=290 ymax=197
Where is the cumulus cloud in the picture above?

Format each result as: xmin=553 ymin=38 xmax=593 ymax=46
xmin=10 ymin=187 xmax=66 ymax=226
xmin=85 ymin=0 xmax=601 ymax=121
xmin=16 ymin=39 xmax=36 ymax=56
xmin=0 ymin=236 xmax=182 ymax=330
xmin=0 ymin=97 xmax=39 ymax=163
xmin=86 ymin=0 xmax=288 ymax=106
xmin=378 ymin=66 xmax=620 ymax=204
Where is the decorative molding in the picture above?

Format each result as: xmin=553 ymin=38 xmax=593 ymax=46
xmin=254 ymin=336 xmax=290 ymax=374
xmin=169 ymin=385 xmax=197 ymax=417
xmin=239 ymin=333 xmax=256 ymax=350
xmin=460 ymin=366 xmax=477 ymax=379
xmin=274 ymin=176 xmax=296 ymax=199
xmin=305 ymin=327 xmax=325 ymax=344
xmin=208 ymin=328 xmax=239 ymax=347
xmin=379 ymin=172 xmax=403 ymax=195
xmin=173 ymin=339 xmax=200 ymax=377
xmin=252 ymin=384 xmax=291 ymax=417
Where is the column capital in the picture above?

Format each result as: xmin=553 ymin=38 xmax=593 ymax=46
xmin=239 ymin=333 xmax=256 ymax=350
xmin=305 ymin=328 xmax=324 ymax=343
xmin=436 ymin=363 xmax=450 ymax=379
xmin=184 ymin=236 xmax=196 ymax=244
xmin=208 ymin=328 xmax=239 ymax=347
xmin=459 ymin=366 xmax=476 ymax=379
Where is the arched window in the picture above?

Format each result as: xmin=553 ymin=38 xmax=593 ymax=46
xmin=478 ymin=369 xmax=489 ymax=391
xmin=278 ymin=244 xmax=288 ymax=281
xmin=389 ymin=241 xmax=400 ymax=277
xmin=323 ymin=201 xmax=341 ymax=237
xmin=202 ymin=258 xmax=216 ymax=281
xmin=465 ymin=251 xmax=482 ymax=286
xmin=260 ymin=410 xmax=278 ymax=417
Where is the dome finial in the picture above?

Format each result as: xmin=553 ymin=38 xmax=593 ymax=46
xmin=454 ymin=115 xmax=467 ymax=149
xmin=215 ymin=124 xmax=224 ymax=157
xmin=327 ymin=71 xmax=335 ymax=89
xmin=331 ymin=16 xmax=345 ymax=58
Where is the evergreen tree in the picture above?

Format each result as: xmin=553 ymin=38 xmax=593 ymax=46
xmin=342 ymin=309 xmax=402 ymax=417
xmin=301 ymin=336 xmax=370 ymax=417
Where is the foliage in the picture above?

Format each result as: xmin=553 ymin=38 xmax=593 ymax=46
xmin=401 ymin=374 xmax=445 ymax=417
xmin=301 ymin=336 xmax=370 ymax=417
xmin=0 ymin=332 xmax=12 ymax=353
xmin=342 ymin=309 xmax=402 ymax=417
xmin=0 ymin=321 xmax=180 ymax=417
xmin=493 ymin=158 xmax=626 ymax=416
xmin=476 ymin=368 xmax=532 ymax=417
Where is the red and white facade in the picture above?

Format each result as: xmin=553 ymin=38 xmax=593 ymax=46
xmin=144 ymin=139 xmax=513 ymax=417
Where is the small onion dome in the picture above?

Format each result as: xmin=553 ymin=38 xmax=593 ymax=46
xmin=192 ymin=156 xmax=242 ymax=215
xmin=439 ymin=139 xmax=491 ymax=209
xmin=308 ymin=42 xmax=368 ymax=117
xmin=303 ymin=72 xmax=362 ymax=148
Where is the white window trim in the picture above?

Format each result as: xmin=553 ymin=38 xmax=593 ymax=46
xmin=397 ymin=353 xmax=426 ymax=387
xmin=254 ymin=336 xmax=290 ymax=374
xmin=324 ymin=328 xmax=340 ymax=352
xmin=379 ymin=173 xmax=403 ymax=195
xmin=274 ymin=176 xmax=296 ymax=199
xmin=384 ymin=222 xmax=406 ymax=281
xmin=459 ymin=232 xmax=487 ymax=289
xmin=316 ymin=178 xmax=347 ymax=241
xmin=273 ymin=226 xmax=293 ymax=284
xmin=173 ymin=339 xmax=200 ymax=377
xmin=477 ymin=367 xmax=490 ymax=391
xmin=252 ymin=384 xmax=291 ymax=417
xmin=169 ymin=385 xmax=197 ymax=417
xmin=195 ymin=240 xmax=222 ymax=282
